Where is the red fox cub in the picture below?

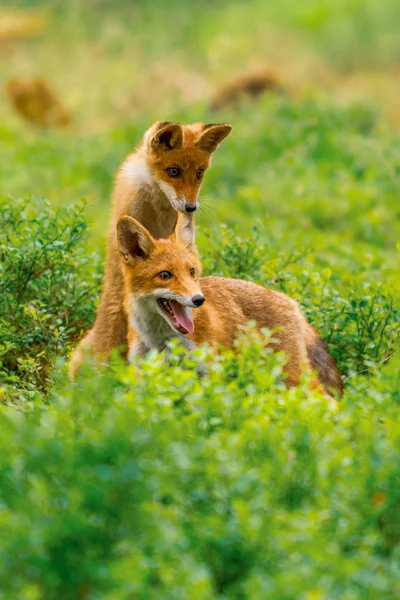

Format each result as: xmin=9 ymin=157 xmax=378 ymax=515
xmin=117 ymin=213 xmax=344 ymax=396
xmin=69 ymin=121 xmax=232 ymax=378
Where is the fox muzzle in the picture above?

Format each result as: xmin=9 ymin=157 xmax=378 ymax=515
xmin=192 ymin=295 xmax=205 ymax=307
xmin=185 ymin=202 xmax=199 ymax=213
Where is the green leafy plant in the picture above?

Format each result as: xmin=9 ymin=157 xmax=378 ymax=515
xmin=0 ymin=339 xmax=399 ymax=599
xmin=0 ymin=196 xmax=102 ymax=403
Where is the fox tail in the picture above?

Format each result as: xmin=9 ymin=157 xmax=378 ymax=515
xmin=306 ymin=325 xmax=344 ymax=396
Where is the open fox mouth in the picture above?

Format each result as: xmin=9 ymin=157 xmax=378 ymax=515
xmin=158 ymin=298 xmax=194 ymax=335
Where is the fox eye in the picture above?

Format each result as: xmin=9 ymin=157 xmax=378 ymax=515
xmin=190 ymin=268 xmax=195 ymax=278
xmin=158 ymin=270 xmax=173 ymax=281
xmin=167 ymin=167 xmax=180 ymax=178
xmin=196 ymin=168 xmax=204 ymax=179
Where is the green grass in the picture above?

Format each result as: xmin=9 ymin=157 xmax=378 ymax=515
xmin=0 ymin=0 xmax=400 ymax=597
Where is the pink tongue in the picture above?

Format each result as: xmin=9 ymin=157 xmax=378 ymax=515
xmin=170 ymin=300 xmax=194 ymax=334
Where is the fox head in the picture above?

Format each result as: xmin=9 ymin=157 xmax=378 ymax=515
xmin=124 ymin=121 xmax=232 ymax=214
xmin=117 ymin=212 xmax=203 ymax=336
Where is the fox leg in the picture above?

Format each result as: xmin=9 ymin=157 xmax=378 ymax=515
xmin=282 ymin=355 xmax=304 ymax=389
xmin=127 ymin=328 xmax=148 ymax=362
xmin=283 ymin=353 xmax=336 ymax=403
xmin=69 ymin=295 xmax=127 ymax=378
xmin=90 ymin=241 xmax=128 ymax=355
xmin=278 ymin=338 xmax=326 ymax=393
xmin=68 ymin=329 xmax=105 ymax=380
xmin=69 ymin=236 xmax=128 ymax=378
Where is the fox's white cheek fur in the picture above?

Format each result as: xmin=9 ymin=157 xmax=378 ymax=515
xmin=126 ymin=294 xmax=140 ymax=332
xmin=122 ymin=157 xmax=152 ymax=186
xmin=157 ymin=181 xmax=185 ymax=211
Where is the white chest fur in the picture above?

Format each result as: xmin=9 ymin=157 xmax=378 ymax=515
xmin=127 ymin=296 xmax=194 ymax=361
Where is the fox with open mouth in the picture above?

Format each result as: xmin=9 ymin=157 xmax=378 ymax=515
xmin=118 ymin=212 xmax=343 ymax=396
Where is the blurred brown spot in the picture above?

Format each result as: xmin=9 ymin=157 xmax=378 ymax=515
xmin=0 ymin=10 xmax=47 ymax=42
xmin=211 ymin=69 xmax=282 ymax=111
xmin=5 ymin=77 xmax=71 ymax=128
xmin=372 ymin=491 xmax=386 ymax=507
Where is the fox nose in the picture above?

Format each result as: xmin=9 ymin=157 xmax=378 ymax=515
xmin=192 ymin=295 xmax=205 ymax=307
xmin=185 ymin=203 xmax=197 ymax=213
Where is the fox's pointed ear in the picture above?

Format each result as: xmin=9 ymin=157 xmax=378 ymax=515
xmin=175 ymin=212 xmax=196 ymax=252
xmin=195 ymin=123 xmax=232 ymax=153
xmin=117 ymin=216 xmax=155 ymax=263
xmin=151 ymin=122 xmax=183 ymax=152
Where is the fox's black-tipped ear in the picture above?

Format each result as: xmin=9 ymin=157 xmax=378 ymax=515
xmin=195 ymin=123 xmax=232 ymax=153
xmin=151 ymin=122 xmax=183 ymax=152
xmin=175 ymin=212 xmax=196 ymax=252
xmin=117 ymin=216 xmax=155 ymax=263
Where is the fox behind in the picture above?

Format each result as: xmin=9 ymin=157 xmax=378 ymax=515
xmin=117 ymin=213 xmax=343 ymax=396
xmin=69 ymin=121 xmax=232 ymax=378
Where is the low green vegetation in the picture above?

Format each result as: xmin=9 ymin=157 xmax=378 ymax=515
xmin=0 ymin=197 xmax=102 ymax=401
xmin=0 ymin=0 xmax=399 ymax=597
xmin=1 ymin=344 xmax=399 ymax=599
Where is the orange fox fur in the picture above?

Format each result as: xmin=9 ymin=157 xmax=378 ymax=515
xmin=117 ymin=213 xmax=344 ymax=396
xmin=5 ymin=77 xmax=71 ymax=128
xmin=210 ymin=69 xmax=281 ymax=111
xmin=69 ymin=121 xmax=232 ymax=378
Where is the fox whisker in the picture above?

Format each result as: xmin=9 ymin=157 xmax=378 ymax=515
xmin=198 ymin=205 xmax=216 ymax=226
